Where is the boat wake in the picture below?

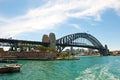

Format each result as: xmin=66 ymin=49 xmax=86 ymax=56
xmin=75 ymin=64 xmax=120 ymax=80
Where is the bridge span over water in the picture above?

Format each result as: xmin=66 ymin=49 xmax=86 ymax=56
xmin=0 ymin=33 xmax=109 ymax=56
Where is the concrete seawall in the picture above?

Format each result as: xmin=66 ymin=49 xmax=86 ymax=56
xmin=0 ymin=51 xmax=57 ymax=60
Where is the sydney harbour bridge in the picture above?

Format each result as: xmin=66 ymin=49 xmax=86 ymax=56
xmin=0 ymin=33 xmax=109 ymax=56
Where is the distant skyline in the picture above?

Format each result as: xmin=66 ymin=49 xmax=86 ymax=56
xmin=0 ymin=0 xmax=120 ymax=50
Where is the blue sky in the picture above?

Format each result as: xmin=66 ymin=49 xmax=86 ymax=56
xmin=0 ymin=0 xmax=120 ymax=51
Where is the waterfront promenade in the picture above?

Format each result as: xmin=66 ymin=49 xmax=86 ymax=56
xmin=0 ymin=51 xmax=56 ymax=60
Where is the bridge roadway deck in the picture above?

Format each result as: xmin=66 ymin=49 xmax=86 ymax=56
xmin=56 ymin=43 xmax=104 ymax=50
xmin=0 ymin=38 xmax=105 ymax=50
xmin=0 ymin=38 xmax=49 ymax=46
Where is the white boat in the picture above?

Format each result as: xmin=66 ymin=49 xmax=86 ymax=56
xmin=0 ymin=64 xmax=22 ymax=73
xmin=5 ymin=64 xmax=22 ymax=67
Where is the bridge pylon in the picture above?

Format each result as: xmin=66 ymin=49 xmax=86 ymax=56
xmin=99 ymin=45 xmax=109 ymax=56
xmin=42 ymin=33 xmax=56 ymax=50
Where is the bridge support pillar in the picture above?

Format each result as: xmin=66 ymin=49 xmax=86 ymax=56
xmin=99 ymin=49 xmax=108 ymax=56
xmin=99 ymin=45 xmax=109 ymax=56
xmin=9 ymin=46 xmax=14 ymax=51
xmin=13 ymin=43 xmax=18 ymax=51
xmin=70 ymin=46 xmax=73 ymax=53
xmin=57 ymin=46 xmax=62 ymax=52
xmin=49 ymin=33 xmax=56 ymax=51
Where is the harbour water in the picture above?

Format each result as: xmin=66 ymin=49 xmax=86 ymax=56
xmin=0 ymin=56 xmax=120 ymax=80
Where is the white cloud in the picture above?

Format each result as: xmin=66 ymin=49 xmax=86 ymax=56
xmin=70 ymin=24 xmax=81 ymax=29
xmin=0 ymin=0 xmax=120 ymax=38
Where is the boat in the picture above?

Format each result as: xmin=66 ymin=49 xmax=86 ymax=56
xmin=0 ymin=64 xmax=22 ymax=73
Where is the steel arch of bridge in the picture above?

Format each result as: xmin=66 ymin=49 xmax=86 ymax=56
xmin=56 ymin=33 xmax=108 ymax=56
